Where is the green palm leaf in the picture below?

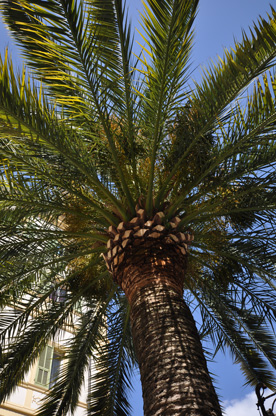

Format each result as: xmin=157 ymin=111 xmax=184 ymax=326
xmin=36 ymin=300 xmax=111 ymax=416
xmin=88 ymin=297 xmax=135 ymax=416
xmin=137 ymin=0 xmax=198 ymax=213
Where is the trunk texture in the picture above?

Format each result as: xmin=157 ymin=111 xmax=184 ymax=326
xmin=109 ymin=210 xmax=222 ymax=415
xmin=130 ymin=284 xmax=222 ymax=415
xmin=119 ymin=257 xmax=222 ymax=416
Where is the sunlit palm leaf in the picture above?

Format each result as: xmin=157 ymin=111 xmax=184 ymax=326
xmin=137 ymin=0 xmax=199 ymax=213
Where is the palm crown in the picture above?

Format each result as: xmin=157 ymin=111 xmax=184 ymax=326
xmin=1 ymin=0 xmax=276 ymax=415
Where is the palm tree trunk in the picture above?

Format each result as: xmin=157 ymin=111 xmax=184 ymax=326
xmin=120 ymin=255 xmax=222 ymax=416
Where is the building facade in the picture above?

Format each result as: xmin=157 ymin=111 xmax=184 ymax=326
xmin=0 ymin=303 xmax=92 ymax=416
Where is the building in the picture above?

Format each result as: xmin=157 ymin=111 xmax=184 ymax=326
xmin=0 ymin=294 xmax=92 ymax=416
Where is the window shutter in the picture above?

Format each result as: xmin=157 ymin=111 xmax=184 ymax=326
xmin=35 ymin=345 xmax=53 ymax=387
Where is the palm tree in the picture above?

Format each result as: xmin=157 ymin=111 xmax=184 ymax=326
xmin=1 ymin=0 xmax=276 ymax=414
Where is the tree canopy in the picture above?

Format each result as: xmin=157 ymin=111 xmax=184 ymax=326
xmin=1 ymin=0 xmax=276 ymax=415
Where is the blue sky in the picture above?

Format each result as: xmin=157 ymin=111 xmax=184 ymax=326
xmin=0 ymin=0 xmax=275 ymax=415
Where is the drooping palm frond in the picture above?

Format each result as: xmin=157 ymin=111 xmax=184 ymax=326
xmin=192 ymin=282 xmax=276 ymax=389
xmin=87 ymin=295 xmax=135 ymax=416
xmin=0 ymin=0 xmax=138 ymax=210
xmin=0 ymin=298 xmax=76 ymax=401
xmin=0 ymin=50 xmax=131 ymax=220
xmin=184 ymin=225 xmax=276 ymax=388
xmin=35 ymin=298 xmax=113 ymax=416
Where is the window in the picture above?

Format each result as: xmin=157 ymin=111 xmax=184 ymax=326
xmin=49 ymin=286 xmax=67 ymax=303
xmin=35 ymin=345 xmax=62 ymax=388
xmin=49 ymin=350 xmax=62 ymax=388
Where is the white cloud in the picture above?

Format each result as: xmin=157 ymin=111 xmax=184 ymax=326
xmin=224 ymin=391 xmax=275 ymax=416
xmin=223 ymin=392 xmax=258 ymax=416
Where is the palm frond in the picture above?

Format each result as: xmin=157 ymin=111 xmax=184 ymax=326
xmin=166 ymin=70 xmax=276 ymax=218
xmin=88 ymin=297 xmax=135 ymax=416
xmin=157 ymin=6 xmax=276 ymax=207
xmin=0 ymin=299 xmax=76 ymax=401
xmin=0 ymin=50 xmax=130 ymax=222
xmin=186 ymin=271 xmax=276 ymax=390
xmin=0 ymin=0 xmax=136 ymax=212
xmin=36 ymin=298 xmax=110 ymax=416
xmin=137 ymin=0 xmax=198 ymax=213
